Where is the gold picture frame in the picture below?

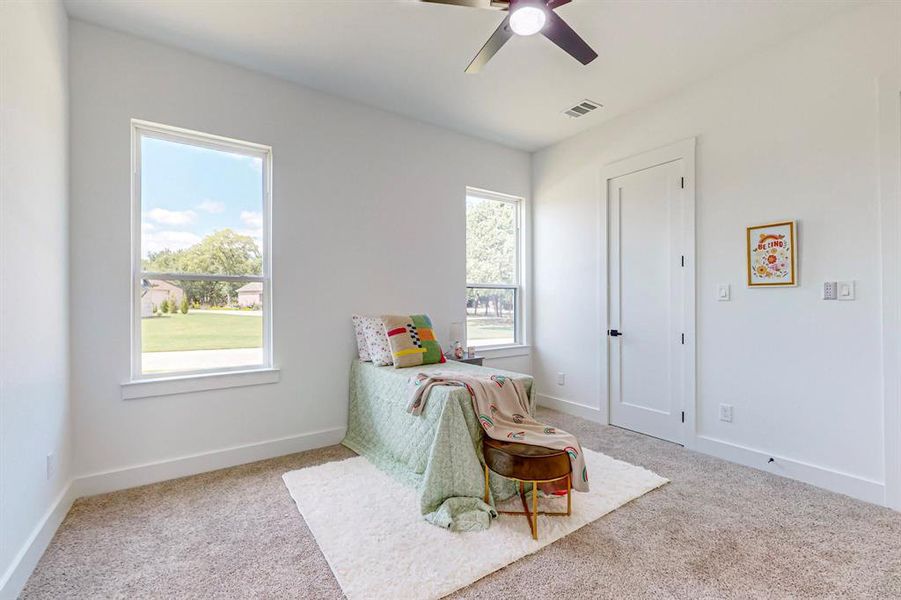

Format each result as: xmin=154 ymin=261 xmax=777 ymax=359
xmin=746 ymin=221 xmax=797 ymax=287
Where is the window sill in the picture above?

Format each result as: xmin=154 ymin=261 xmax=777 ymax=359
xmin=121 ymin=367 xmax=280 ymax=400
xmin=474 ymin=345 xmax=531 ymax=360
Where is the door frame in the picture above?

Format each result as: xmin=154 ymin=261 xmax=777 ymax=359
xmin=880 ymin=69 xmax=901 ymax=510
xmin=600 ymin=137 xmax=697 ymax=447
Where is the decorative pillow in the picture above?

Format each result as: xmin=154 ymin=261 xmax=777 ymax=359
xmin=351 ymin=315 xmax=371 ymax=361
xmin=382 ymin=314 xmax=446 ymax=369
xmin=360 ymin=316 xmax=394 ymax=366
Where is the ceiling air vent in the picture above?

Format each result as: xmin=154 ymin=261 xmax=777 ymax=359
xmin=563 ymin=99 xmax=603 ymax=119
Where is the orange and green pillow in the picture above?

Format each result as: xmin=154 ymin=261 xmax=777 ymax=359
xmin=381 ymin=314 xmax=446 ymax=369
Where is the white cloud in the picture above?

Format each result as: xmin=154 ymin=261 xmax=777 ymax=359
xmin=146 ymin=207 xmax=197 ymax=225
xmin=197 ymin=199 xmax=225 ymax=214
xmin=142 ymin=230 xmax=201 ymax=256
xmin=224 ymin=152 xmax=263 ymax=173
xmin=240 ymin=211 xmax=263 ymax=228
xmin=238 ymin=212 xmax=263 ymax=250
xmin=141 ymin=222 xmax=155 ymax=232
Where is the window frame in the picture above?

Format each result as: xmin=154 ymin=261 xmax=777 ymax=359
xmin=465 ymin=186 xmax=526 ymax=350
xmin=129 ymin=119 xmax=273 ymax=382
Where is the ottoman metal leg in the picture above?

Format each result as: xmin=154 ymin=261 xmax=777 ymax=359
xmin=484 ymin=467 xmax=573 ymax=540
xmin=531 ymin=482 xmax=538 ymax=540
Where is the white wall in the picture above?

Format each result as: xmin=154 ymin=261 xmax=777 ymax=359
xmin=68 ymin=21 xmax=531 ymax=482
xmin=532 ymin=3 xmax=901 ymax=503
xmin=0 ymin=1 xmax=71 ymax=596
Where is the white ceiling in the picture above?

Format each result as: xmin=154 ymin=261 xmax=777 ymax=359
xmin=63 ymin=0 xmax=860 ymax=151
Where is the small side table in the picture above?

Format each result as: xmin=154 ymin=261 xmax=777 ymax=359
xmin=447 ymin=355 xmax=484 ymax=366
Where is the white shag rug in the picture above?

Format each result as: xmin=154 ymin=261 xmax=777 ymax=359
xmin=282 ymin=449 xmax=667 ymax=600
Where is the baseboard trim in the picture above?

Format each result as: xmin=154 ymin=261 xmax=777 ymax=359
xmin=75 ymin=426 xmax=347 ymax=498
xmin=0 ymin=481 xmax=78 ymax=600
xmin=535 ymin=393 xmax=606 ymax=424
xmin=532 ymin=394 xmax=885 ymax=506
xmin=694 ymin=434 xmax=885 ymax=505
xmin=0 ymin=427 xmax=346 ymax=598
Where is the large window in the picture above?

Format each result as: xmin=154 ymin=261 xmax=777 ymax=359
xmin=466 ymin=188 xmax=523 ymax=348
xmin=131 ymin=121 xmax=271 ymax=379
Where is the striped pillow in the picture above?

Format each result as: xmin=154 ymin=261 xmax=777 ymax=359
xmin=382 ymin=314 xmax=446 ymax=369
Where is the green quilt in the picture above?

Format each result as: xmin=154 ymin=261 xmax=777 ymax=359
xmin=342 ymin=360 xmax=533 ymax=531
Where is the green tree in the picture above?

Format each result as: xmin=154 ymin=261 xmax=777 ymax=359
xmin=179 ymin=229 xmax=261 ymax=276
xmin=143 ymin=248 xmax=182 ymax=273
xmin=160 ymin=297 xmax=170 ymax=314
xmin=143 ymin=229 xmax=262 ymax=307
xmin=180 ymin=296 xmax=189 ymax=314
xmin=466 ymin=198 xmax=516 ymax=317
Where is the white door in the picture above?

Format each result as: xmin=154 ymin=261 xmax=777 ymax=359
xmin=608 ymin=159 xmax=685 ymax=444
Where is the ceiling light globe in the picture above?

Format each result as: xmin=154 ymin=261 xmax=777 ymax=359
xmin=509 ymin=6 xmax=546 ymax=36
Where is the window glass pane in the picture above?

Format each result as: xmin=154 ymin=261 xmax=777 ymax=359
xmin=466 ymin=287 xmax=515 ymax=347
xmin=466 ymin=195 xmax=517 ymax=285
xmin=140 ymin=279 xmax=263 ymax=374
xmin=140 ymin=136 xmax=263 ymax=276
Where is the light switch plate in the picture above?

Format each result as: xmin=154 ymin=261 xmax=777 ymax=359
xmin=823 ymin=281 xmax=838 ymax=300
xmin=717 ymin=284 xmax=731 ymax=301
xmin=838 ymin=280 xmax=855 ymax=301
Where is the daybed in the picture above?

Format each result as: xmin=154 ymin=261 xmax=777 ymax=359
xmin=342 ymin=359 xmax=533 ymax=529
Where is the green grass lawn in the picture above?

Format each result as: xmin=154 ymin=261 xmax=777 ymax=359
xmin=466 ymin=315 xmax=514 ymax=343
xmin=142 ymin=312 xmax=262 ymax=352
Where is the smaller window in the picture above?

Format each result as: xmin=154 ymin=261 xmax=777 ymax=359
xmin=465 ymin=188 xmax=523 ymax=348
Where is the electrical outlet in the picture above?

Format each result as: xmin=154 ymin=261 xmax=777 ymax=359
xmin=556 ymin=372 xmax=565 ymax=386
xmin=719 ymin=404 xmax=733 ymax=423
xmin=46 ymin=453 xmax=56 ymax=480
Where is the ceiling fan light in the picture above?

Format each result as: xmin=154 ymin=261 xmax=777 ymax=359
xmin=509 ymin=5 xmax=546 ymax=36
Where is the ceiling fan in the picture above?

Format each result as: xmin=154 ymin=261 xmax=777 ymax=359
xmin=421 ymin=0 xmax=597 ymax=73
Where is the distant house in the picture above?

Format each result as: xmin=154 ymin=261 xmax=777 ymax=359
xmin=140 ymin=279 xmax=184 ymax=317
xmin=236 ymin=282 xmax=263 ymax=308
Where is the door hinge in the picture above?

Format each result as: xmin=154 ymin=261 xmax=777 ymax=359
xmin=680 ymin=255 xmax=685 ymax=267
xmin=681 ymin=411 xmax=685 ymax=423
xmin=681 ymin=333 xmax=685 ymax=344
xmin=680 ymin=177 xmax=685 ymax=189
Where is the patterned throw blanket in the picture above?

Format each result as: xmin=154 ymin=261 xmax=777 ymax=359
xmin=407 ymin=372 xmax=589 ymax=493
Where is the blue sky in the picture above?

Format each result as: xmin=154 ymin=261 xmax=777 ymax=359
xmin=141 ymin=136 xmax=263 ymax=257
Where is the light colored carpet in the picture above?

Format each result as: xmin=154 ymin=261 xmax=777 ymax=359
xmin=282 ymin=449 xmax=666 ymax=600
xmin=21 ymin=408 xmax=901 ymax=599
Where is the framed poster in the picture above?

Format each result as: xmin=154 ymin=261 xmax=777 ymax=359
xmin=746 ymin=221 xmax=797 ymax=287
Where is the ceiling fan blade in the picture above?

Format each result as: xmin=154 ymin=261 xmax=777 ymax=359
xmin=465 ymin=15 xmax=514 ymax=73
xmin=420 ymin=0 xmax=508 ymax=9
xmin=540 ymin=9 xmax=597 ymax=65
xmin=421 ymin=0 xmax=491 ymax=7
